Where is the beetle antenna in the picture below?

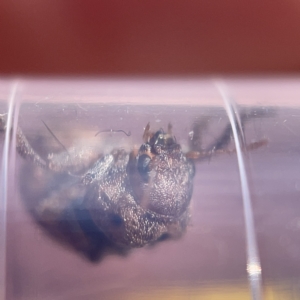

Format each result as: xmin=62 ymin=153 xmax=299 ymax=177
xmin=95 ymin=129 xmax=131 ymax=137
xmin=41 ymin=120 xmax=69 ymax=155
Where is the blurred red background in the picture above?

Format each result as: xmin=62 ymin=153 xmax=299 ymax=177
xmin=1 ymin=0 xmax=300 ymax=75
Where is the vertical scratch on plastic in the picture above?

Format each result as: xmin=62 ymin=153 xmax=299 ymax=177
xmin=216 ymin=82 xmax=263 ymax=300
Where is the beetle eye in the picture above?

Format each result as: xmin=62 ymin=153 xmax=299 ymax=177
xmin=137 ymin=154 xmax=151 ymax=182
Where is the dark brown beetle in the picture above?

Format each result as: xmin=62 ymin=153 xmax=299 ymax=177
xmin=0 ymin=111 xmax=266 ymax=261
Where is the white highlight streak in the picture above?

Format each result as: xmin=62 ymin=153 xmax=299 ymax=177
xmin=216 ymin=82 xmax=263 ymax=300
xmin=0 ymin=81 xmax=18 ymax=300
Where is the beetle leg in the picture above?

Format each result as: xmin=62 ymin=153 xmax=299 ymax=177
xmin=142 ymin=122 xmax=153 ymax=143
xmin=15 ymin=127 xmax=48 ymax=168
xmin=0 ymin=114 xmax=48 ymax=168
xmin=0 ymin=114 xmax=99 ymax=174
xmin=189 ymin=116 xmax=210 ymax=152
xmin=186 ymin=138 xmax=268 ymax=161
xmin=188 ymin=110 xmax=268 ymax=161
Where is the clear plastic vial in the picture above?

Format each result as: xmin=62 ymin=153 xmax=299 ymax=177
xmin=1 ymin=77 xmax=300 ymax=300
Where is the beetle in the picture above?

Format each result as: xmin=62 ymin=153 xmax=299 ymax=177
xmin=0 ymin=110 xmax=266 ymax=261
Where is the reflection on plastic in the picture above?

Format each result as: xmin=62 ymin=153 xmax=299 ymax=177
xmin=218 ymin=83 xmax=262 ymax=300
